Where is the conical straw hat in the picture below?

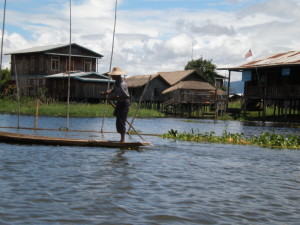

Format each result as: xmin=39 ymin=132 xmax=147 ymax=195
xmin=107 ymin=66 xmax=126 ymax=76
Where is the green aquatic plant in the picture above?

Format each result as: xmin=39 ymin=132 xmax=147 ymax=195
xmin=162 ymin=129 xmax=300 ymax=150
xmin=250 ymin=132 xmax=300 ymax=149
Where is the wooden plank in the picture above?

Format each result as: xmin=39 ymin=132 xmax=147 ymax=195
xmin=0 ymin=131 xmax=150 ymax=148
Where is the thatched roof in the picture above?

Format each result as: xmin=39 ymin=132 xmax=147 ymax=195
xmin=158 ymin=70 xmax=199 ymax=86
xmin=162 ymin=81 xmax=215 ymax=94
xmin=126 ymin=70 xmax=210 ymax=88
xmin=125 ymin=74 xmax=159 ymax=88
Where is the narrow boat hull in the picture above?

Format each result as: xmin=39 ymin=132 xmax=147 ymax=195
xmin=0 ymin=131 xmax=150 ymax=148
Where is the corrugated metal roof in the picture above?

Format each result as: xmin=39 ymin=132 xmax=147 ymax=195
xmin=215 ymin=74 xmax=228 ymax=79
xmin=162 ymin=81 xmax=215 ymax=94
xmin=5 ymin=43 xmax=103 ymax=57
xmin=219 ymin=50 xmax=300 ymax=71
xmin=45 ymin=71 xmax=113 ymax=83
xmin=6 ymin=44 xmax=67 ymax=54
xmin=73 ymin=77 xmax=114 ymax=83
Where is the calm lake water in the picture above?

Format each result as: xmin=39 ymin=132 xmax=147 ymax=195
xmin=1 ymin=114 xmax=300 ymax=225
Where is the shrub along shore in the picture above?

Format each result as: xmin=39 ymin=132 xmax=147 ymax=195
xmin=0 ymin=97 xmax=165 ymax=118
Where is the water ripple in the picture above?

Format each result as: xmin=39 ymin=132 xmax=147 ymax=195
xmin=1 ymin=117 xmax=300 ymax=224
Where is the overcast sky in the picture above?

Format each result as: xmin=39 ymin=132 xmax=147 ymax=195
xmin=1 ymin=0 xmax=300 ymax=81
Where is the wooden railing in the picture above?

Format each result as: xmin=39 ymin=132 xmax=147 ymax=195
xmin=245 ymin=85 xmax=300 ymax=99
xmin=163 ymin=93 xmax=215 ymax=105
xmin=181 ymin=93 xmax=212 ymax=104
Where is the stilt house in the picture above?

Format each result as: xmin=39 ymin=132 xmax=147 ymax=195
xmin=219 ymin=50 xmax=300 ymax=119
xmin=125 ymin=74 xmax=169 ymax=105
xmin=6 ymin=43 xmax=103 ymax=96
xmin=126 ymin=70 xmax=225 ymax=113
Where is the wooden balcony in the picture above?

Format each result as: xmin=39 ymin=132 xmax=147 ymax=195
xmin=244 ymin=85 xmax=300 ymax=99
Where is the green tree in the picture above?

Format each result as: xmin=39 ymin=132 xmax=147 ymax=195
xmin=0 ymin=68 xmax=11 ymax=92
xmin=185 ymin=57 xmax=218 ymax=85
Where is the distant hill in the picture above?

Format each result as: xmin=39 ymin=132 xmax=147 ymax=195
xmin=228 ymin=80 xmax=244 ymax=94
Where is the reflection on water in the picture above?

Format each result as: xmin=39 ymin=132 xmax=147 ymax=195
xmin=0 ymin=115 xmax=300 ymax=224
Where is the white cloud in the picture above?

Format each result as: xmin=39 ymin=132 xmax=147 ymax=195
xmin=1 ymin=0 xmax=300 ymax=81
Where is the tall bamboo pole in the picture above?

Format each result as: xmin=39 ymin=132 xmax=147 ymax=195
xmin=128 ymin=75 xmax=151 ymax=132
xmin=101 ymin=0 xmax=118 ymax=132
xmin=66 ymin=0 xmax=72 ymax=129
xmin=13 ymin=55 xmax=21 ymax=128
xmin=0 ymin=0 xmax=7 ymax=71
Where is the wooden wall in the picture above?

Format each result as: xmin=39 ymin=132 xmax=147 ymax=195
xmin=45 ymin=79 xmax=108 ymax=101
xmin=11 ymin=45 xmax=98 ymax=76
xmin=129 ymin=77 xmax=169 ymax=103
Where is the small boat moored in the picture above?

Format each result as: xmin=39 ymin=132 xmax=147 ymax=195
xmin=0 ymin=131 xmax=150 ymax=149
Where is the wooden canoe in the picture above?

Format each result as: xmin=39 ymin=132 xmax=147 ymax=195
xmin=0 ymin=131 xmax=150 ymax=148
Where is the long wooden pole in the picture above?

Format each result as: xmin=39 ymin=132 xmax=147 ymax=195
xmin=108 ymin=100 xmax=145 ymax=141
xmin=128 ymin=75 xmax=151 ymax=132
xmin=226 ymin=70 xmax=231 ymax=111
xmin=66 ymin=0 xmax=72 ymax=129
xmin=13 ymin=55 xmax=21 ymax=128
xmin=0 ymin=0 xmax=6 ymax=71
xmin=101 ymin=0 xmax=118 ymax=132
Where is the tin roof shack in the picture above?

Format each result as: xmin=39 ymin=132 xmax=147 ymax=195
xmin=6 ymin=43 xmax=103 ymax=96
xmin=125 ymin=74 xmax=169 ymax=105
xmin=45 ymin=71 xmax=113 ymax=101
xmin=219 ymin=50 xmax=300 ymax=120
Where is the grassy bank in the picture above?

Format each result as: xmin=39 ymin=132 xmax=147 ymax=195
xmin=0 ymin=97 xmax=165 ymax=118
xmin=162 ymin=129 xmax=300 ymax=150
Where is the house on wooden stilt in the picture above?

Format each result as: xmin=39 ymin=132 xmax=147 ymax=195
xmin=6 ymin=43 xmax=103 ymax=96
xmin=219 ymin=50 xmax=300 ymax=121
xmin=125 ymin=74 xmax=169 ymax=109
xmin=127 ymin=70 xmax=226 ymax=117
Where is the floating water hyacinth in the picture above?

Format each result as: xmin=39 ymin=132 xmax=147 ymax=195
xmin=162 ymin=129 xmax=300 ymax=150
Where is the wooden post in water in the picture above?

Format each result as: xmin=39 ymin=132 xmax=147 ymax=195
xmin=34 ymin=99 xmax=39 ymax=129
xmin=214 ymin=88 xmax=218 ymax=119
xmin=263 ymin=99 xmax=267 ymax=121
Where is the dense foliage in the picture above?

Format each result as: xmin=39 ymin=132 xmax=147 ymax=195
xmin=0 ymin=68 xmax=11 ymax=94
xmin=185 ymin=57 xmax=218 ymax=85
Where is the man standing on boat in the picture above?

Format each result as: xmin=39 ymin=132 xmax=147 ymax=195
xmin=101 ymin=66 xmax=131 ymax=142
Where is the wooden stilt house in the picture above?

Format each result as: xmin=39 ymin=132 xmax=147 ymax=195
xmin=126 ymin=70 xmax=226 ymax=116
xmin=125 ymin=74 xmax=169 ymax=108
xmin=6 ymin=43 xmax=103 ymax=96
xmin=219 ymin=50 xmax=300 ymax=120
